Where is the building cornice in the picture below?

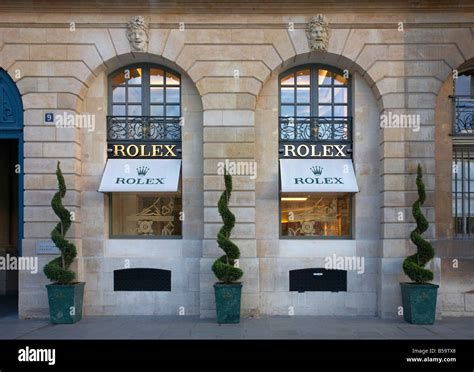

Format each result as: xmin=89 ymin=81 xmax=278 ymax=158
xmin=0 ymin=0 xmax=473 ymax=14
xmin=0 ymin=22 xmax=473 ymax=29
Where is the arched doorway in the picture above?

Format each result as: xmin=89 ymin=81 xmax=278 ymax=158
xmin=255 ymin=53 xmax=382 ymax=316
xmin=77 ymin=52 xmax=204 ymax=315
xmin=0 ymin=68 xmax=23 ymax=317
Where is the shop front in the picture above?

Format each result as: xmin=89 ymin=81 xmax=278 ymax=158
xmin=250 ymin=62 xmax=382 ymax=316
xmin=0 ymin=2 xmax=472 ymax=319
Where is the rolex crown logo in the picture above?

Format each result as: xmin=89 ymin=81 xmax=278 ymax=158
xmin=310 ymin=165 xmax=323 ymax=176
xmin=136 ymin=166 xmax=150 ymax=176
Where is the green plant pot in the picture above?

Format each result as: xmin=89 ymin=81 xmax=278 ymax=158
xmin=214 ymin=283 xmax=242 ymax=324
xmin=400 ymin=282 xmax=439 ymax=325
xmin=46 ymin=282 xmax=85 ymax=324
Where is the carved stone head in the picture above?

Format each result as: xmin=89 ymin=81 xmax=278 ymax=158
xmin=127 ymin=16 xmax=149 ymax=52
xmin=306 ymin=14 xmax=330 ymax=52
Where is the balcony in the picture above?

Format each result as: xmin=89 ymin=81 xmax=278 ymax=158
xmin=453 ymin=96 xmax=474 ymax=136
xmin=279 ymin=116 xmax=352 ymax=143
xmin=107 ymin=116 xmax=182 ymax=142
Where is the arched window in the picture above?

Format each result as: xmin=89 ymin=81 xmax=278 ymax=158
xmin=105 ymin=64 xmax=182 ymax=238
xmin=280 ymin=66 xmax=349 ymax=119
xmin=279 ymin=65 xmax=350 ymax=142
xmin=109 ymin=65 xmax=181 ymax=118
xmin=278 ymin=65 xmax=354 ymax=239
xmin=453 ymin=70 xmax=474 ymax=135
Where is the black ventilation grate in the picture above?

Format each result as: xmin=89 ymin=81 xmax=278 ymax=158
xmin=114 ymin=268 xmax=171 ymax=291
xmin=289 ymin=268 xmax=347 ymax=293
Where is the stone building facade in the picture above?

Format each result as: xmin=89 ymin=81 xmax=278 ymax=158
xmin=0 ymin=0 xmax=473 ymax=319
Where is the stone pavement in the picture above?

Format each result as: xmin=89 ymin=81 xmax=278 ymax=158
xmin=1 ymin=313 xmax=473 ymax=339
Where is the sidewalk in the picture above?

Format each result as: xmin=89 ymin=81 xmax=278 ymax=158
xmin=1 ymin=313 xmax=473 ymax=339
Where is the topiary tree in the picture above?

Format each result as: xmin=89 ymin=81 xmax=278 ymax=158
xmin=402 ymin=164 xmax=435 ymax=283
xmin=43 ymin=161 xmax=77 ymax=284
xmin=211 ymin=168 xmax=243 ymax=284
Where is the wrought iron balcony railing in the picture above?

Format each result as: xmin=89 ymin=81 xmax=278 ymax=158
xmin=453 ymin=96 xmax=474 ymax=136
xmin=279 ymin=116 xmax=352 ymax=142
xmin=107 ymin=116 xmax=182 ymax=142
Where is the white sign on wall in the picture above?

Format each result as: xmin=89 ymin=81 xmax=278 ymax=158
xmin=280 ymin=159 xmax=359 ymax=193
xmin=98 ymin=159 xmax=181 ymax=192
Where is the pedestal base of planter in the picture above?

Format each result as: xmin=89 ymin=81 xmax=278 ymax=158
xmin=214 ymin=283 xmax=242 ymax=324
xmin=46 ymin=282 xmax=85 ymax=324
xmin=400 ymin=282 xmax=439 ymax=325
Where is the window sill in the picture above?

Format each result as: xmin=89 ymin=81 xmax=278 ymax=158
xmin=108 ymin=236 xmax=182 ymax=240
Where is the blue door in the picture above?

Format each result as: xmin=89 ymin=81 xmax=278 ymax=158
xmin=0 ymin=68 xmax=23 ymax=264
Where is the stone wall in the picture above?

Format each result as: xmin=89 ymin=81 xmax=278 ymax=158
xmin=0 ymin=7 xmax=472 ymax=318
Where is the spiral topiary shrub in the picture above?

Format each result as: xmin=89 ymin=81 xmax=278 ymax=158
xmin=43 ymin=161 xmax=77 ymax=284
xmin=211 ymin=168 xmax=243 ymax=284
xmin=402 ymin=164 xmax=435 ymax=283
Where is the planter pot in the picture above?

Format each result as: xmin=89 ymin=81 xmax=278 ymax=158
xmin=400 ymin=282 xmax=439 ymax=325
xmin=46 ymin=282 xmax=85 ymax=324
xmin=214 ymin=283 xmax=242 ymax=324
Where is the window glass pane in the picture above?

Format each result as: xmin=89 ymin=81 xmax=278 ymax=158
xmin=281 ymin=193 xmax=350 ymax=237
xmin=318 ymin=70 xmax=332 ymax=85
xmin=318 ymin=87 xmax=332 ymax=103
xmin=112 ymin=87 xmax=126 ymax=103
xmin=334 ymin=87 xmax=347 ymax=104
xmin=319 ymin=105 xmax=332 ymax=117
xmin=281 ymin=105 xmax=294 ymax=117
xmin=166 ymin=72 xmax=180 ymax=85
xmin=128 ymin=87 xmax=142 ymax=103
xmin=111 ymin=192 xmax=182 ymax=237
xmin=128 ymin=105 xmax=142 ymax=116
xmin=455 ymin=74 xmax=474 ymax=96
xmin=151 ymin=105 xmax=164 ymax=116
xmin=166 ymin=105 xmax=180 ymax=117
xmin=150 ymin=68 xmax=164 ymax=85
xmin=296 ymin=105 xmax=310 ymax=117
xmin=127 ymin=68 xmax=142 ymax=84
xmin=166 ymin=87 xmax=180 ymax=103
xmin=296 ymin=87 xmax=310 ymax=103
xmin=281 ymin=73 xmax=294 ymax=86
xmin=150 ymin=87 xmax=164 ymax=103
xmin=334 ymin=73 xmax=348 ymax=86
xmin=296 ymin=69 xmax=310 ymax=85
xmin=112 ymin=72 xmax=126 ymax=86
xmin=281 ymin=87 xmax=294 ymax=103
xmin=334 ymin=105 xmax=347 ymax=117
xmin=113 ymin=105 xmax=125 ymax=116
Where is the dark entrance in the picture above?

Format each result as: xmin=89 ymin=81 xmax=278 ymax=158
xmin=0 ymin=68 xmax=24 ymax=318
xmin=0 ymin=140 xmax=19 ymax=316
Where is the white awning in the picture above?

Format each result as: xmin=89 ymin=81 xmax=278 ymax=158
xmin=98 ymin=159 xmax=181 ymax=192
xmin=280 ymin=159 xmax=359 ymax=193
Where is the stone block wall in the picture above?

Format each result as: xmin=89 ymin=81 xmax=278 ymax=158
xmin=0 ymin=5 xmax=472 ymax=318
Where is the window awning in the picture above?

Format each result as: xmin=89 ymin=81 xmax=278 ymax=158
xmin=280 ymin=159 xmax=359 ymax=193
xmin=98 ymin=159 xmax=181 ymax=192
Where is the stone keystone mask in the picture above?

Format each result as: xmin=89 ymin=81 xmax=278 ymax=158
xmin=127 ymin=16 xmax=149 ymax=52
xmin=306 ymin=14 xmax=330 ymax=52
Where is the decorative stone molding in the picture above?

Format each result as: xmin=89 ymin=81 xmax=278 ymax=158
xmin=306 ymin=14 xmax=330 ymax=52
xmin=126 ymin=15 xmax=149 ymax=52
